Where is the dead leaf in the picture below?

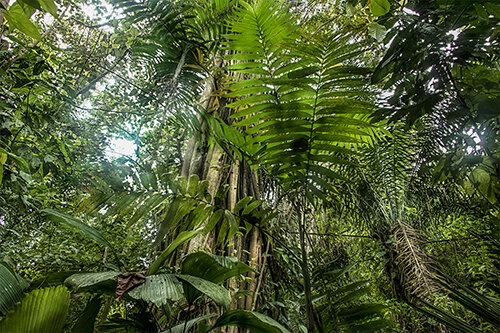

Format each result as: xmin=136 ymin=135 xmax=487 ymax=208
xmin=115 ymin=272 xmax=146 ymax=300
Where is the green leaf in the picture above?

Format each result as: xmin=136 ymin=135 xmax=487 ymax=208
xmin=287 ymin=66 xmax=319 ymax=79
xmin=338 ymin=304 xmax=387 ymax=321
xmin=172 ymin=199 xmax=197 ymax=228
xmin=242 ymin=200 xmax=262 ymax=216
xmin=485 ymin=2 xmax=500 ymax=18
xmin=216 ymin=217 xmax=230 ymax=246
xmin=0 ymin=286 xmax=70 ymax=333
xmin=441 ymin=281 xmax=500 ymax=327
xmin=227 ymin=78 xmax=266 ymax=91
xmin=412 ymin=300 xmax=482 ymax=333
xmin=4 ymin=2 xmax=42 ymax=40
xmin=0 ymin=148 xmax=29 ymax=172
xmin=18 ymin=0 xmax=41 ymax=10
xmin=204 ymin=209 xmax=224 ymax=233
xmin=370 ymin=0 xmax=390 ymax=16
xmin=38 ymin=0 xmax=57 ymax=16
xmin=344 ymin=319 xmax=392 ymax=332
xmin=154 ymin=196 xmax=182 ymax=246
xmin=126 ymin=193 xmax=166 ymax=228
xmin=212 ymin=310 xmax=290 ymax=333
xmin=30 ymin=271 xmax=79 ymax=290
xmin=234 ymin=196 xmax=252 ymax=214
xmin=188 ymin=174 xmax=200 ymax=196
xmin=187 ymin=204 xmax=213 ymax=229
xmin=474 ymin=4 xmax=489 ymax=19
xmin=176 ymin=274 xmax=231 ymax=307
xmin=128 ymin=274 xmax=184 ymax=306
xmin=41 ymin=209 xmax=113 ymax=249
xmin=65 ymin=271 xmax=120 ymax=291
xmin=225 ymin=210 xmax=240 ymax=243
xmin=367 ymin=22 xmax=387 ymax=42
xmin=161 ymin=314 xmax=216 ymax=333
xmin=0 ymin=263 xmax=28 ymax=315
xmin=181 ymin=252 xmax=253 ymax=284
xmin=147 ymin=229 xmax=202 ymax=275
xmin=225 ymin=86 xmax=273 ymax=98
xmin=227 ymin=61 xmax=267 ymax=71
xmin=71 ymin=296 xmax=102 ymax=333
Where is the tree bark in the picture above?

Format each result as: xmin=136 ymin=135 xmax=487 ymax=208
xmin=177 ymin=76 xmax=266 ymax=327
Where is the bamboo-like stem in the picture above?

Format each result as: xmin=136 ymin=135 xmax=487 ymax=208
xmin=297 ymin=201 xmax=315 ymax=331
xmin=251 ymin=239 xmax=270 ymax=311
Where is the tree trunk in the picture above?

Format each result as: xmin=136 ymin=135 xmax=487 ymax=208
xmin=178 ymin=76 xmax=266 ymax=324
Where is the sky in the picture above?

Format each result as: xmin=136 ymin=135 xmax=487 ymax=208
xmin=79 ymin=2 xmax=136 ymax=159
xmin=106 ymin=138 xmax=137 ymax=158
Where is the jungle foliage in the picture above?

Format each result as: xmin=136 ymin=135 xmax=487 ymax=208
xmin=0 ymin=0 xmax=499 ymax=332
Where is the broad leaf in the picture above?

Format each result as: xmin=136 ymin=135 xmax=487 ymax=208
xmin=212 ymin=310 xmax=290 ymax=333
xmin=4 ymin=2 xmax=42 ymax=40
xmin=128 ymin=274 xmax=184 ymax=306
xmin=367 ymin=22 xmax=387 ymax=42
xmin=0 ymin=285 xmax=70 ymax=333
xmin=0 ymin=263 xmax=28 ymax=315
xmin=65 ymin=271 xmax=120 ymax=291
xmin=71 ymin=296 xmax=102 ymax=333
xmin=181 ymin=252 xmax=253 ymax=284
xmin=175 ymin=274 xmax=231 ymax=307
xmin=147 ymin=229 xmax=202 ymax=275
xmin=370 ymin=0 xmax=390 ymax=16
xmin=30 ymin=271 xmax=79 ymax=290
xmin=39 ymin=0 xmax=57 ymax=16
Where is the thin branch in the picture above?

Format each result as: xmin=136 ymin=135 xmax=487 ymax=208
xmin=75 ymin=30 xmax=103 ymax=87
xmin=92 ymin=62 xmax=177 ymax=117
xmin=251 ymin=239 xmax=270 ymax=311
xmin=70 ymin=18 xmax=114 ymax=29
xmin=74 ymin=49 xmax=130 ymax=98
xmin=71 ymin=103 xmax=160 ymax=116
xmin=286 ymin=231 xmax=373 ymax=239
xmin=422 ymin=237 xmax=473 ymax=244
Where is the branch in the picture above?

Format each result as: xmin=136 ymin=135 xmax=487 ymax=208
xmin=74 ymin=49 xmax=130 ymax=98
xmin=286 ymin=231 xmax=374 ymax=239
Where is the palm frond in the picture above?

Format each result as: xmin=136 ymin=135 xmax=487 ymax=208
xmin=0 ymin=286 xmax=70 ymax=333
xmin=0 ymin=263 xmax=28 ymax=315
xmin=393 ymin=220 xmax=439 ymax=300
xmin=413 ymin=277 xmax=500 ymax=333
xmin=224 ymin=0 xmax=376 ymax=201
xmin=42 ymin=209 xmax=114 ymax=249
xmin=438 ymin=280 xmax=500 ymax=328
xmin=313 ymin=263 xmax=392 ymax=332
